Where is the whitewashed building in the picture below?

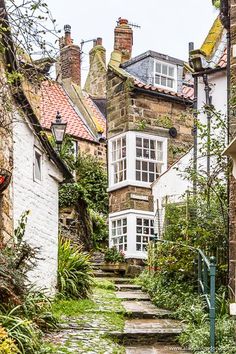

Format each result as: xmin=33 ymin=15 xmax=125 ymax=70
xmin=152 ymin=17 xmax=227 ymax=234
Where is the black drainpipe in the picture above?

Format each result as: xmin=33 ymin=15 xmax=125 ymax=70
xmin=202 ymin=74 xmax=212 ymax=185
xmin=189 ymin=42 xmax=198 ymax=196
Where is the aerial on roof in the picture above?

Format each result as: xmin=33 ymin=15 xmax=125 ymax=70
xmin=40 ymin=81 xmax=96 ymax=142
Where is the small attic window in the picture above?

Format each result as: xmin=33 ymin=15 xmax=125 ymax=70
xmin=154 ymin=60 xmax=177 ymax=91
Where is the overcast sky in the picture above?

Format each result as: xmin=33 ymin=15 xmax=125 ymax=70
xmin=46 ymin=0 xmax=218 ymax=84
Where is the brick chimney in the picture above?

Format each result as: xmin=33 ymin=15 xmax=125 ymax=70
xmin=60 ymin=25 xmax=81 ymax=86
xmin=114 ymin=18 xmax=133 ymax=63
xmin=84 ymin=37 xmax=106 ymax=98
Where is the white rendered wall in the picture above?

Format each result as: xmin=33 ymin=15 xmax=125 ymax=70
xmin=12 ymin=113 xmax=63 ymax=295
xmin=152 ymin=149 xmax=193 ymax=233
xmin=152 ymin=71 xmax=227 ymax=232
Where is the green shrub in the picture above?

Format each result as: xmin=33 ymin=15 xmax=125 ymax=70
xmin=0 ymin=308 xmax=41 ymax=353
xmin=104 ymin=247 xmax=125 ymax=263
xmin=58 ymin=237 xmax=94 ymax=299
xmin=90 ymin=210 xmax=108 ymax=249
xmin=0 ymin=325 xmax=19 ymax=353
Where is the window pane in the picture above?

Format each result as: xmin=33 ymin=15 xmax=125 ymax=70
xmin=150 ymin=140 xmax=155 ymax=149
xmin=123 ymin=218 xmax=127 ymax=226
xmin=136 ymin=160 xmax=141 ymax=170
xmin=162 ymin=64 xmax=168 ymax=75
xmin=136 ymin=171 xmax=141 ymax=180
xmin=136 ymin=137 xmax=142 ymax=147
xmin=137 ymin=218 xmax=142 ymax=225
xmin=34 ymin=151 xmax=42 ymax=181
xmin=137 ymin=227 xmax=142 ymax=234
xmin=144 ymin=219 xmax=149 ymax=226
xmin=155 ymin=75 xmax=160 ymax=85
xmin=161 ymin=76 xmax=167 ymax=86
xmin=136 ymin=244 xmax=141 ymax=251
xmin=142 ymin=172 xmax=148 ymax=182
xmin=149 ymin=163 xmax=154 ymax=172
xmin=150 ymin=150 xmax=156 ymax=159
xmin=143 ymin=149 xmax=149 ymax=158
xmin=167 ymin=78 xmax=174 ymax=88
xmin=123 ymin=227 xmax=127 ymax=234
xmin=122 ymin=147 xmax=126 ymax=158
xmin=149 ymin=173 xmax=155 ymax=182
xmin=136 ymin=148 xmax=142 ymax=157
xmin=156 ymin=63 xmax=161 ymax=73
xmin=143 ymin=139 xmax=149 ymax=148
xmin=142 ymin=161 xmax=148 ymax=171
xmin=117 ymin=220 xmax=121 ymax=227
xmin=168 ymin=66 xmax=174 ymax=77
xmin=137 ymin=236 xmax=141 ymax=242
xmin=122 ymin=137 xmax=126 ymax=147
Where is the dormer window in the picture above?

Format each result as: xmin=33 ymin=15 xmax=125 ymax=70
xmin=154 ymin=60 xmax=177 ymax=91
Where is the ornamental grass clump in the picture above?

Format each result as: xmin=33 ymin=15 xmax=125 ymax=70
xmin=58 ymin=237 xmax=94 ymax=299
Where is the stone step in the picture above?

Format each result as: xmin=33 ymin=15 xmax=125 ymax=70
xmin=106 ymin=277 xmax=132 ymax=284
xmin=112 ymin=319 xmax=183 ymax=345
xmin=115 ymin=284 xmax=142 ymax=291
xmin=93 ymin=271 xmax=118 ymax=278
xmin=125 ymin=343 xmax=191 ymax=353
xmin=122 ymin=301 xmax=173 ymax=319
xmin=116 ymin=290 xmax=150 ymax=301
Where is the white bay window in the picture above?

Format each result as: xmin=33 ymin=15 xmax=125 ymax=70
xmin=108 ymin=132 xmax=167 ymax=190
xmin=109 ymin=210 xmax=155 ymax=258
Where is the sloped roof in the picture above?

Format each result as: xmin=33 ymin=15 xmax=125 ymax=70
xmin=82 ymin=92 xmax=106 ymax=136
xmin=133 ymin=78 xmax=194 ymax=101
xmin=40 ymin=81 xmax=95 ymax=142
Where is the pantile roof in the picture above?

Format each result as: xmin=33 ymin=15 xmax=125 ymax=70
xmin=40 ymin=81 xmax=95 ymax=142
xmin=133 ymin=78 xmax=194 ymax=101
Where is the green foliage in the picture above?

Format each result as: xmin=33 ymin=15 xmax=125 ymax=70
xmin=52 ymin=299 xmax=97 ymax=319
xmin=0 ymin=325 xmax=19 ymax=353
xmin=138 ymin=272 xmax=236 ymax=354
xmin=213 ymin=0 xmax=221 ymax=9
xmin=90 ymin=210 xmax=108 ymax=249
xmin=59 ymin=183 xmax=86 ymax=208
xmin=94 ymin=279 xmax=116 ymax=290
xmin=0 ymin=308 xmax=41 ymax=354
xmin=58 ymin=238 xmax=94 ymax=299
xmin=104 ymin=246 xmax=126 ymax=263
xmin=75 ymin=153 xmax=108 ymax=215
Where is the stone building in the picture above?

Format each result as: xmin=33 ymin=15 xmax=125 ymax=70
xmin=107 ymin=19 xmax=193 ymax=259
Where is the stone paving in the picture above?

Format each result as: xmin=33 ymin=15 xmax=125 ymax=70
xmin=44 ymin=269 xmax=191 ymax=353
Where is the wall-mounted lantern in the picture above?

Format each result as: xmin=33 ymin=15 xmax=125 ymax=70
xmin=51 ymin=111 xmax=67 ymax=151
xmin=0 ymin=169 xmax=12 ymax=193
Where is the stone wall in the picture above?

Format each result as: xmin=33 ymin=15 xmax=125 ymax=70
xmin=78 ymin=139 xmax=107 ymax=162
xmin=84 ymin=40 xmax=106 ymax=98
xmin=109 ymin=186 xmax=153 ymax=214
xmin=107 ymin=71 xmax=193 ymax=166
xmin=0 ymin=62 xmax=13 ymax=243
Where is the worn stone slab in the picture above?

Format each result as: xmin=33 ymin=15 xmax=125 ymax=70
xmin=115 ymin=284 xmax=142 ymax=291
xmin=93 ymin=271 xmax=118 ymax=278
xmin=111 ymin=318 xmax=184 ymax=345
xmin=126 ymin=343 xmax=191 ymax=354
xmin=116 ymin=290 xmax=150 ymax=301
xmin=122 ymin=300 xmax=173 ymax=319
xmin=124 ymin=319 xmax=183 ymax=334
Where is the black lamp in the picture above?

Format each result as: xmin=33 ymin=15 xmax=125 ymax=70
xmin=51 ymin=112 xmax=67 ymax=150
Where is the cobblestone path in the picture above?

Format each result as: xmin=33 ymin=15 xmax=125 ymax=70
xmin=44 ymin=268 xmax=191 ymax=353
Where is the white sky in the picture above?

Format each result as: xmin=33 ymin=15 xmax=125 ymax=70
xmin=46 ymin=0 xmax=218 ymax=84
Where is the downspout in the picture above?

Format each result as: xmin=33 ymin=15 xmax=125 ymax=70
xmin=203 ymin=73 xmax=212 ymax=206
xmin=189 ymin=42 xmax=198 ymax=196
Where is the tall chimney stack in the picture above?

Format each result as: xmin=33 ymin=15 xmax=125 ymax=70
xmin=60 ymin=25 xmax=81 ymax=86
xmin=114 ymin=18 xmax=133 ymax=63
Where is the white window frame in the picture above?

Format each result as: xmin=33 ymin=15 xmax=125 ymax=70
xmin=110 ymin=217 xmax=128 ymax=252
xmin=136 ymin=216 xmax=155 ymax=252
xmin=110 ymin=135 xmax=127 ymax=185
xmin=109 ymin=210 xmax=155 ymax=259
xmin=108 ymin=131 xmax=167 ymax=191
xmin=33 ymin=147 xmax=43 ymax=182
xmin=153 ymin=60 xmax=177 ymax=92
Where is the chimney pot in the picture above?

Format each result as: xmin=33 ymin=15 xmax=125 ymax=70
xmin=96 ymin=37 xmax=103 ymax=46
xmin=64 ymin=24 xmax=71 ymax=34
xmin=118 ymin=18 xmax=128 ymax=25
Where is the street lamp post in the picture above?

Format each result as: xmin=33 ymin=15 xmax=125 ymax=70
xmin=50 ymin=111 xmax=67 ymax=152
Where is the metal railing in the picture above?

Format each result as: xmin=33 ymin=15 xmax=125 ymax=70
xmin=197 ymin=250 xmax=216 ymax=353
xmin=148 ymin=240 xmax=216 ymax=353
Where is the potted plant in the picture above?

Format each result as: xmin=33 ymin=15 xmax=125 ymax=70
xmin=102 ymin=247 xmax=127 ymax=272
